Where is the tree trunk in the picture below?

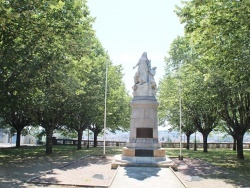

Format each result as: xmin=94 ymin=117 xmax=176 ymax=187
xmin=93 ymin=131 xmax=98 ymax=147
xmin=45 ymin=128 xmax=53 ymax=154
xmin=194 ymin=135 xmax=197 ymax=151
xmin=236 ymin=133 xmax=245 ymax=159
xmin=233 ymin=137 xmax=237 ymax=151
xmin=202 ymin=133 xmax=209 ymax=152
xmin=16 ymin=129 xmax=21 ymax=148
xmin=186 ymin=133 xmax=190 ymax=150
xmin=77 ymin=130 xmax=83 ymax=150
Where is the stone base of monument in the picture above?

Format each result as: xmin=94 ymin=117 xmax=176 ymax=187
xmin=122 ymin=147 xmax=165 ymax=157
xmin=111 ymin=147 xmax=177 ymax=170
xmin=111 ymin=154 xmax=177 ymax=170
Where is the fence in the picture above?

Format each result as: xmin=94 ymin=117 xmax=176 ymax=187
xmin=53 ymin=138 xmax=127 ymax=147
xmin=53 ymin=138 xmax=250 ymax=149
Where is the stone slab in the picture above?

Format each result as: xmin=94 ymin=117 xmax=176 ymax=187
xmin=132 ymin=96 xmax=157 ymax=101
xmin=122 ymin=148 xmax=135 ymax=156
xmin=122 ymin=147 xmax=165 ymax=157
xmin=154 ymin=148 xmax=166 ymax=157
xmin=111 ymin=155 xmax=178 ymax=170
xmin=109 ymin=167 xmax=185 ymax=188
xmin=125 ymin=142 xmax=161 ymax=148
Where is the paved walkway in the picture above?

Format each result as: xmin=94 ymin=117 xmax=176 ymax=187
xmin=110 ymin=166 xmax=185 ymax=188
xmin=25 ymin=156 xmax=250 ymax=188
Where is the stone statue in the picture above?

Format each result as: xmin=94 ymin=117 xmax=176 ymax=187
xmin=149 ymin=67 xmax=157 ymax=95
xmin=132 ymin=52 xmax=157 ymax=97
xmin=133 ymin=52 xmax=151 ymax=84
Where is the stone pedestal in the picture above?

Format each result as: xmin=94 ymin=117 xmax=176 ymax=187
xmin=112 ymin=96 xmax=176 ymax=169
xmin=122 ymin=96 xmax=165 ymax=160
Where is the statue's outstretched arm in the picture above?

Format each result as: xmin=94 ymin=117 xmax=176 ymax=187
xmin=133 ymin=60 xmax=140 ymax=69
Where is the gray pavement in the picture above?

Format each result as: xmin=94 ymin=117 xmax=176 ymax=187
xmin=110 ymin=166 xmax=185 ymax=188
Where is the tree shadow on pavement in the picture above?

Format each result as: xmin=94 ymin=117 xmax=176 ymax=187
xmin=173 ymin=158 xmax=250 ymax=187
xmin=124 ymin=167 xmax=161 ymax=181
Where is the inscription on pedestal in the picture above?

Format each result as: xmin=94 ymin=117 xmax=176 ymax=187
xmin=136 ymin=128 xmax=153 ymax=138
xmin=135 ymin=149 xmax=153 ymax=157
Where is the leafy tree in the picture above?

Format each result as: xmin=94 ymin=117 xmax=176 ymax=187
xmin=64 ymin=39 xmax=107 ymax=150
xmin=185 ymin=65 xmax=219 ymax=152
xmin=214 ymin=120 xmax=237 ymax=150
xmin=159 ymin=35 xmax=219 ymax=152
xmin=176 ymin=0 xmax=250 ymax=159
xmin=63 ymin=37 xmax=131 ymax=149
xmin=158 ymin=36 xmax=189 ymax=128
xmin=28 ymin=126 xmax=46 ymax=144
xmin=105 ymin=65 xmax=131 ymax=133
xmin=0 ymin=0 xmax=95 ymax=153
xmin=182 ymin=121 xmax=196 ymax=150
xmin=159 ymin=36 xmax=194 ymax=150
xmin=0 ymin=108 xmax=32 ymax=147
xmin=33 ymin=0 xmax=94 ymax=154
xmin=158 ymin=74 xmax=196 ymax=150
xmin=0 ymin=0 xmax=41 ymax=147
xmin=89 ymin=63 xmax=131 ymax=147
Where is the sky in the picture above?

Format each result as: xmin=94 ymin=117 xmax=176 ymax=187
xmin=87 ymin=0 xmax=185 ymax=95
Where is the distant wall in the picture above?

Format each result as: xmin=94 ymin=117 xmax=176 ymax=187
xmin=0 ymin=129 xmax=38 ymax=144
xmin=0 ymin=129 xmax=8 ymax=143
xmin=53 ymin=138 xmax=250 ymax=149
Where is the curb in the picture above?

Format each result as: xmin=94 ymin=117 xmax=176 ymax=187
xmin=170 ymin=166 xmax=187 ymax=188
xmin=108 ymin=166 xmax=120 ymax=188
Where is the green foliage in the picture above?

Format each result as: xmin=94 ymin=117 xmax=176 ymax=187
xmin=87 ymin=60 xmax=131 ymax=147
xmin=160 ymin=0 xmax=250 ymax=158
xmin=159 ymin=35 xmax=219 ymax=152
xmin=63 ymin=40 xmax=131 ymax=148
xmin=0 ymin=117 xmax=8 ymax=128
xmin=106 ymin=64 xmax=131 ymax=132
xmin=0 ymin=0 xmax=130 ymax=152
xmin=158 ymin=74 xmax=179 ymax=127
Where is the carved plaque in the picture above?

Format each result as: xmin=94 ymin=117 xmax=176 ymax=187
xmin=135 ymin=149 xmax=153 ymax=157
xmin=136 ymin=128 xmax=153 ymax=138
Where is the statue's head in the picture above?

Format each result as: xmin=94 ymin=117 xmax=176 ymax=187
xmin=142 ymin=52 xmax=147 ymax=57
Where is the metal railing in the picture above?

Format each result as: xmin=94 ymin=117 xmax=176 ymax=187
xmin=53 ymin=139 xmax=250 ymax=149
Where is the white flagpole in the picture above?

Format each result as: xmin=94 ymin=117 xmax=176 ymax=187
xmin=103 ymin=59 xmax=108 ymax=156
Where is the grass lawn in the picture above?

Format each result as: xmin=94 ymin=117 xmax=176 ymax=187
xmin=166 ymin=148 xmax=250 ymax=181
xmin=0 ymin=145 xmax=122 ymax=166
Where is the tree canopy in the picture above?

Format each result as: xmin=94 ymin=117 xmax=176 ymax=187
xmin=159 ymin=0 xmax=250 ymax=159
xmin=0 ymin=0 xmax=130 ymax=153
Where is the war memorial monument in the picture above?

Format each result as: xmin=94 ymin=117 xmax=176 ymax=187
xmin=112 ymin=52 xmax=176 ymax=169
